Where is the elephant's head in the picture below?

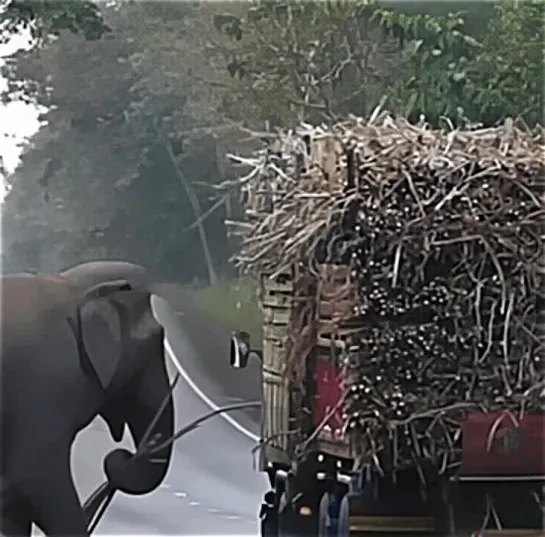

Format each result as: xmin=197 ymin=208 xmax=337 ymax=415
xmin=61 ymin=261 xmax=175 ymax=495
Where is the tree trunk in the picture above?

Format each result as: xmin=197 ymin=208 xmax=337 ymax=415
xmin=164 ymin=139 xmax=218 ymax=286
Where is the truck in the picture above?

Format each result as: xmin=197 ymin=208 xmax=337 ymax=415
xmin=228 ymin=266 xmax=544 ymax=537
xmin=224 ymin=113 xmax=544 ymax=536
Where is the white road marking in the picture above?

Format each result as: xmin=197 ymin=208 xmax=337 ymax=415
xmin=189 ymin=501 xmax=201 ymax=507
xmin=226 ymin=515 xmax=241 ymax=521
xmin=164 ymin=338 xmax=260 ymax=443
xmin=207 ymin=507 xmax=221 ymax=514
xmin=173 ymin=491 xmax=187 ymax=498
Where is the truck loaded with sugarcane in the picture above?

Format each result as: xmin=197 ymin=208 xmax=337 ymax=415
xmin=225 ymin=110 xmax=545 ymax=536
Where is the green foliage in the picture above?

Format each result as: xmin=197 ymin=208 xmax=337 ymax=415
xmin=211 ymin=0 xmax=407 ymax=126
xmin=187 ymin=279 xmax=263 ymax=344
xmin=375 ymin=8 xmax=482 ymax=124
xmin=467 ymin=0 xmax=544 ymax=127
xmin=380 ymin=0 xmax=544 ymax=126
xmin=1 ymin=0 xmax=109 ymax=43
xmin=213 ymin=0 xmax=543 ymax=128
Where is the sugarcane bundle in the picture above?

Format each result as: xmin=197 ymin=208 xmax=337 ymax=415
xmin=225 ymin=111 xmax=545 ymax=473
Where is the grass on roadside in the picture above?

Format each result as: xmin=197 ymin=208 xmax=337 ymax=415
xmin=187 ymin=278 xmax=263 ymax=345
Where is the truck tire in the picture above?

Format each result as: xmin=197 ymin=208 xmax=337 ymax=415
xmin=260 ymin=491 xmax=279 ymax=537
xmin=261 ymin=513 xmax=277 ymax=537
xmin=277 ymin=492 xmax=296 ymax=537
xmin=318 ymin=492 xmax=333 ymax=537
xmin=278 ymin=490 xmax=324 ymax=537
xmin=337 ymin=495 xmax=349 ymax=537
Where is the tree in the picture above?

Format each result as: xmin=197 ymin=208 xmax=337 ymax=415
xmin=211 ymin=0 xmax=541 ymax=128
xmin=467 ymin=0 xmax=544 ymax=127
xmin=210 ymin=1 xmax=406 ymax=127
xmin=375 ymin=7 xmax=483 ymax=125
xmin=1 ymin=2 xmax=234 ymax=281
xmin=1 ymin=0 xmax=109 ymax=44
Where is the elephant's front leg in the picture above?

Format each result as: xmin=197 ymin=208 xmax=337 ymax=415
xmin=19 ymin=445 xmax=89 ymax=536
xmin=0 ymin=492 xmax=33 ymax=537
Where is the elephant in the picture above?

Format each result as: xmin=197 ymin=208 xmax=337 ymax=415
xmin=0 ymin=261 xmax=176 ymax=536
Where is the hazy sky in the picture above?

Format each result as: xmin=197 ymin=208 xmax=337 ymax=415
xmin=1 ymin=31 xmax=43 ymax=193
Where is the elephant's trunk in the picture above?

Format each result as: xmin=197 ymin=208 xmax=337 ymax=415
xmin=104 ymin=358 xmax=175 ymax=495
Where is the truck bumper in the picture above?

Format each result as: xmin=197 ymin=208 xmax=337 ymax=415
xmin=348 ymin=514 xmax=436 ymax=533
xmin=472 ymin=529 xmax=545 ymax=537
xmin=449 ymin=478 xmax=544 ymax=537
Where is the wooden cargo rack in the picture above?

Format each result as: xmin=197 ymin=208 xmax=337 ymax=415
xmin=259 ymin=269 xmax=294 ymax=465
xmin=258 ymin=263 xmax=360 ymax=465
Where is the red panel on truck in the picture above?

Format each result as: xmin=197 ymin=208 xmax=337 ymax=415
xmin=460 ymin=412 xmax=545 ymax=477
xmin=314 ymin=362 xmax=345 ymax=431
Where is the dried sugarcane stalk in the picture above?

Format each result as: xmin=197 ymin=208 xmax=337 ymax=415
xmin=222 ymin=111 xmax=545 ymax=477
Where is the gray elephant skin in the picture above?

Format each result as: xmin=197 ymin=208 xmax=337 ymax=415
xmin=0 ymin=261 xmax=176 ymax=536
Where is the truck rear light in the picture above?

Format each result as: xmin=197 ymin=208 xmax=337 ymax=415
xmin=460 ymin=412 xmax=545 ymax=478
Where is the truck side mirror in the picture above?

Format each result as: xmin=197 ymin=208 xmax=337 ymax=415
xmin=230 ymin=331 xmax=262 ymax=369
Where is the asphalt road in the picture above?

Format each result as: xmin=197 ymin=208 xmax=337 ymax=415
xmin=65 ymin=292 xmax=268 ymax=536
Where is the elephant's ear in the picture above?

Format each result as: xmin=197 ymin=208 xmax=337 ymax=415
xmin=79 ymin=280 xmax=131 ymax=390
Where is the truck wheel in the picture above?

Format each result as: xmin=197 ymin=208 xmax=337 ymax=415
xmin=318 ymin=492 xmax=332 ymax=536
xmin=337 ymin=495 xmax=349 ymax=537
xmin=277 ymin=492 xmax=295 ymax=537
xmin=261 ymin=512 xmax=277 ymax=537
xmin=278 ymin=491 xmax=321 ymax=537
xmin=260 ymin=491 xmax=279 ymax=537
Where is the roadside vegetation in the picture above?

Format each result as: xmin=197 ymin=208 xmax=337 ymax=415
xmin=187 ymin=279 xmax=263 ymax=344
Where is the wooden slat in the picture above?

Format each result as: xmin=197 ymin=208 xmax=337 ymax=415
xmin=261 ymin=273 xmax=294 ymax=294
xmin=261 ymin=271 xmax=292 ymax=462
xmin=318 ymin=299 xmax=356 ymax=320
xmin=309 ymin=136 xmax=344 ymax=191
xmin=261 ymin=294 xmax=293 ymax=308
xmin=262 ymin=368 xmax=283 ymax=383
xmin=259 ymin=264 xmax=361 ymax=463
xmin=263 ymin=323 xmax=288 ymax=343
xmin=262 ymin=340 xmax=286 ymax=375
xmin=262 ymin=307 xmax=291 ymax=325
xmin=261 ymin=373 xmax=289 ymax=453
